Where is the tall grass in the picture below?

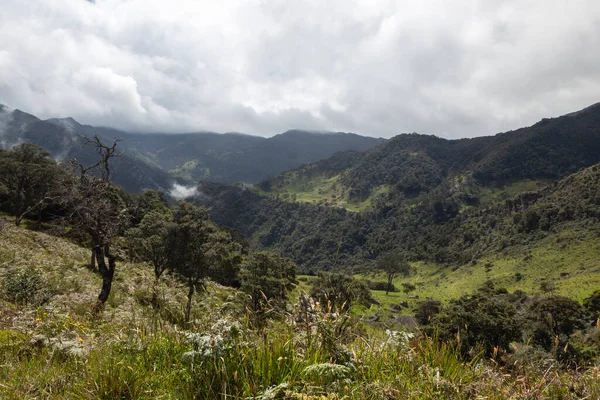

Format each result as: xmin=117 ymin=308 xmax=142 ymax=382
xmin=3 ymin=305 xmax=600 ymax=400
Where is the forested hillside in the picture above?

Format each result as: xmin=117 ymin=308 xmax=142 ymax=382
xmin=197 ymin=103 xmax=600 ymax=272
xmin=259 ymin=102 xmax=600 ymax=206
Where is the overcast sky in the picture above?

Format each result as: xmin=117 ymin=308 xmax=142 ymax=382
xmin=0 ymin=0 xmax=599 ymax=138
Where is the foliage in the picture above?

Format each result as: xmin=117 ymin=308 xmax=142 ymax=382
xmin=414 ymin=298 xmax=442 ymax=325
xmin=526 ymin=296 xmax=590 ymax=351
xmin=309 ymin=272 xmax=375 ymax=312
xmin=0 ymin=143 xmax=62 ymax=226
xmin=374 ymin=251 xmax=411 ymax=294
xmin=583 ymin=290 xmax=600 ymax=316
xmin=240 ymin=251 xmax=297 ymax=323
xmin=430 ymin=285 xmax=523 ymax=356
xmin=166 ymin=201 xmax=242 ymax=321
xmin=2 ymin=267 xmax=49 ymax=305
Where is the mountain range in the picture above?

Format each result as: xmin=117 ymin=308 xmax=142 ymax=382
xmin=2 ymin=101 xmax=600 ymax=273
xmin=0 ymin=104 xmax=383 ymax=192
xmin=192 ymin=102 xmax=600 ymax=271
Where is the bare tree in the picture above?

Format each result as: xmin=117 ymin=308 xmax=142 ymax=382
xmin=62 ymin=135 xmax=128 ymax=311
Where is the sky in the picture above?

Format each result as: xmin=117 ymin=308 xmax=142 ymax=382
xmin=0 ymin=0 xmax=599 ymax=138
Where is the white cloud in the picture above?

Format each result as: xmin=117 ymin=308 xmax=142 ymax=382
xmin=0 ymin=0 xmax=599 ymax=138
xmin=169 ymin=183 xmax=198 ymax=200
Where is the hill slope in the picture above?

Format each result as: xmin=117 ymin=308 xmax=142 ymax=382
xmin=257 ymin=102 xmax=600 ymax=210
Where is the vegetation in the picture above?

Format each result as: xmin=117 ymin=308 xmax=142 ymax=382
xmin=0 ymin=143 xmax=62 ymax=226
xmin=374 ymin=251 xmax=411 ymax=295
xmin=240 ymin=251 xmax=297 ymax=325
xmin=2 ymin=221 xmax=600 ymax=399
xmin=2 ymin=103 xmax=600 ymax=398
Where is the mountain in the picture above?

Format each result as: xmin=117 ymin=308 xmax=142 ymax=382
xmin=0 ymin=106 xmax=174 ymax=192
xmin=0 ymin=105 xmax=384 ymax=191
xmin=113 ymin=128 xmax=384 ymax=184
xmin=194 ymin=102 xmax=600 ymax=271
xmin=256 ymin=102 xmax=600 ymax=208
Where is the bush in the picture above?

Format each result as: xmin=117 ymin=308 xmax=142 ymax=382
xmin=366 ymin=280 xmax=398 ymax=292
xmin=310 ymin=272 xmax=375 ymax=312
xmin=414 ymin=298 xmax=441 ymax=325
xmin=2 ymin=268 xmax=50 ymax=305
xmin=431 ymin=287 xmax=522 ymax=356
xmin=526 ymin=296 xmax=589 ymax=351
xmin=583 ymin=290 xmax=600 ymax=317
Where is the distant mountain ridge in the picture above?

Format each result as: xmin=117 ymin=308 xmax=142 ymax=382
xmin=259 ymin=101 xmax=600 ymax=205
xmin=0 ymin=105 xmax=384 ymax=191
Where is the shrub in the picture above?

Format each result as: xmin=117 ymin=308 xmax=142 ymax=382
xmin=414 ymin=298 xmax=442 ymax=325
xmin=431 ymin=287 xmax=522 ymax=356
xmin=2 ymin=268 xmax=49 ymax=305
xmin=583 ymin=290 xmax=600 ymax=317
xmin=310 ymin=272 xmax=375 ymax=312
xmin=366 ymin=280 xmax=398 ymax=292
xmin=526 ymin=296 xmax=589 ymax=351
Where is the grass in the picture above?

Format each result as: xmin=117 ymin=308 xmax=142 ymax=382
xmin=254 ymin=172 xmax=391 ymax=212
xmin=478 ymin=179 xmax=551 ymax=204
xmin=351 ymin=225 xmax=600 ymax=318
xmin=3 ymin=219 xmax=600 ymax=398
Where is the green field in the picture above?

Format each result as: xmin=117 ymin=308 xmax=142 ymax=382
xmin=328 ymin=225 xmax=600 ymax=317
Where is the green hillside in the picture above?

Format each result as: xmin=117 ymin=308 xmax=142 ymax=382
xmin=3 ymin=219 xmax=600 ymax=399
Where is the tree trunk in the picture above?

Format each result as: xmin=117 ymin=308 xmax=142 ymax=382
xmin=386 ymin=274 xmax=393 ymax=295
xmin=94 ymin=244 xmax=116 ymax=307
xmin=15 ymin=216 xmax=22 ymax=227
xmin=186 ymin=280 xmax=195 ymax=323
xmin=152 ymin=276 xmax=160 ymax=310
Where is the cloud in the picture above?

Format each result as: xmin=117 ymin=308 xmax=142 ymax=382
xmin=0 ymin=0 xmax=599 ymax=138
xmin=169 ymin=183 xmax=198 ymax=200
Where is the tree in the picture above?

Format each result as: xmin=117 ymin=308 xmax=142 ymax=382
xmin=583 ymin=290 xmax=600 ymax=318
xmin=310 ymin=272 xmax=375 ymax=312
xmin=432 ymin=288 xmax=522 ymax=356
xmin=0 ymin=144 xmax=61 ymax=226
xmin=165 ymin=202 xmax=242 ymax=322
xmin=126 ymin=209 xmax=174 ymax=308
xmin=166 ymin=202 xmax=216 ymax=322
xmin=240 ymin=251 xmax=297 ymax=324
xmin=62 ymin=136 xmax=128 ymax=311
xmin=414 ymin=298 xmax=441 ymax=325
xmin=527 ymin=296 xmax=589 ymax=351
xmin=206 ymin=230 xmax=243 ymax=288
xmin=375 ymin=252 xmax=411 ymax=295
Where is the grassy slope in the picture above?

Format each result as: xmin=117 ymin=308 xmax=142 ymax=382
xmin=254 ymin=171 xmax=390 ymax=212
xmin=2 ymin=219 xmax=600 ymax=398
xmin=347 ymin=224 xmax=600 ymax=316
xmin=0 ymin=218 xmax=237 ymax=330
xmin=478 ymin=179 xmax=552 ymax=204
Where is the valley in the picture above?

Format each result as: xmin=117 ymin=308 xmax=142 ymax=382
xmin=2 ymin=102 xmax=600 ymax=399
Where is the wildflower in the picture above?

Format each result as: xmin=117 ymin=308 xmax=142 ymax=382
xmin=78 ymin=337 xmax=84 ymax=343
xmin=35 ymin=317 xmax=42 ymax=322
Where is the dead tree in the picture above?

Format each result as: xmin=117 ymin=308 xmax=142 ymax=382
xmin=63 ymin=135 xmax=128 ymax=311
